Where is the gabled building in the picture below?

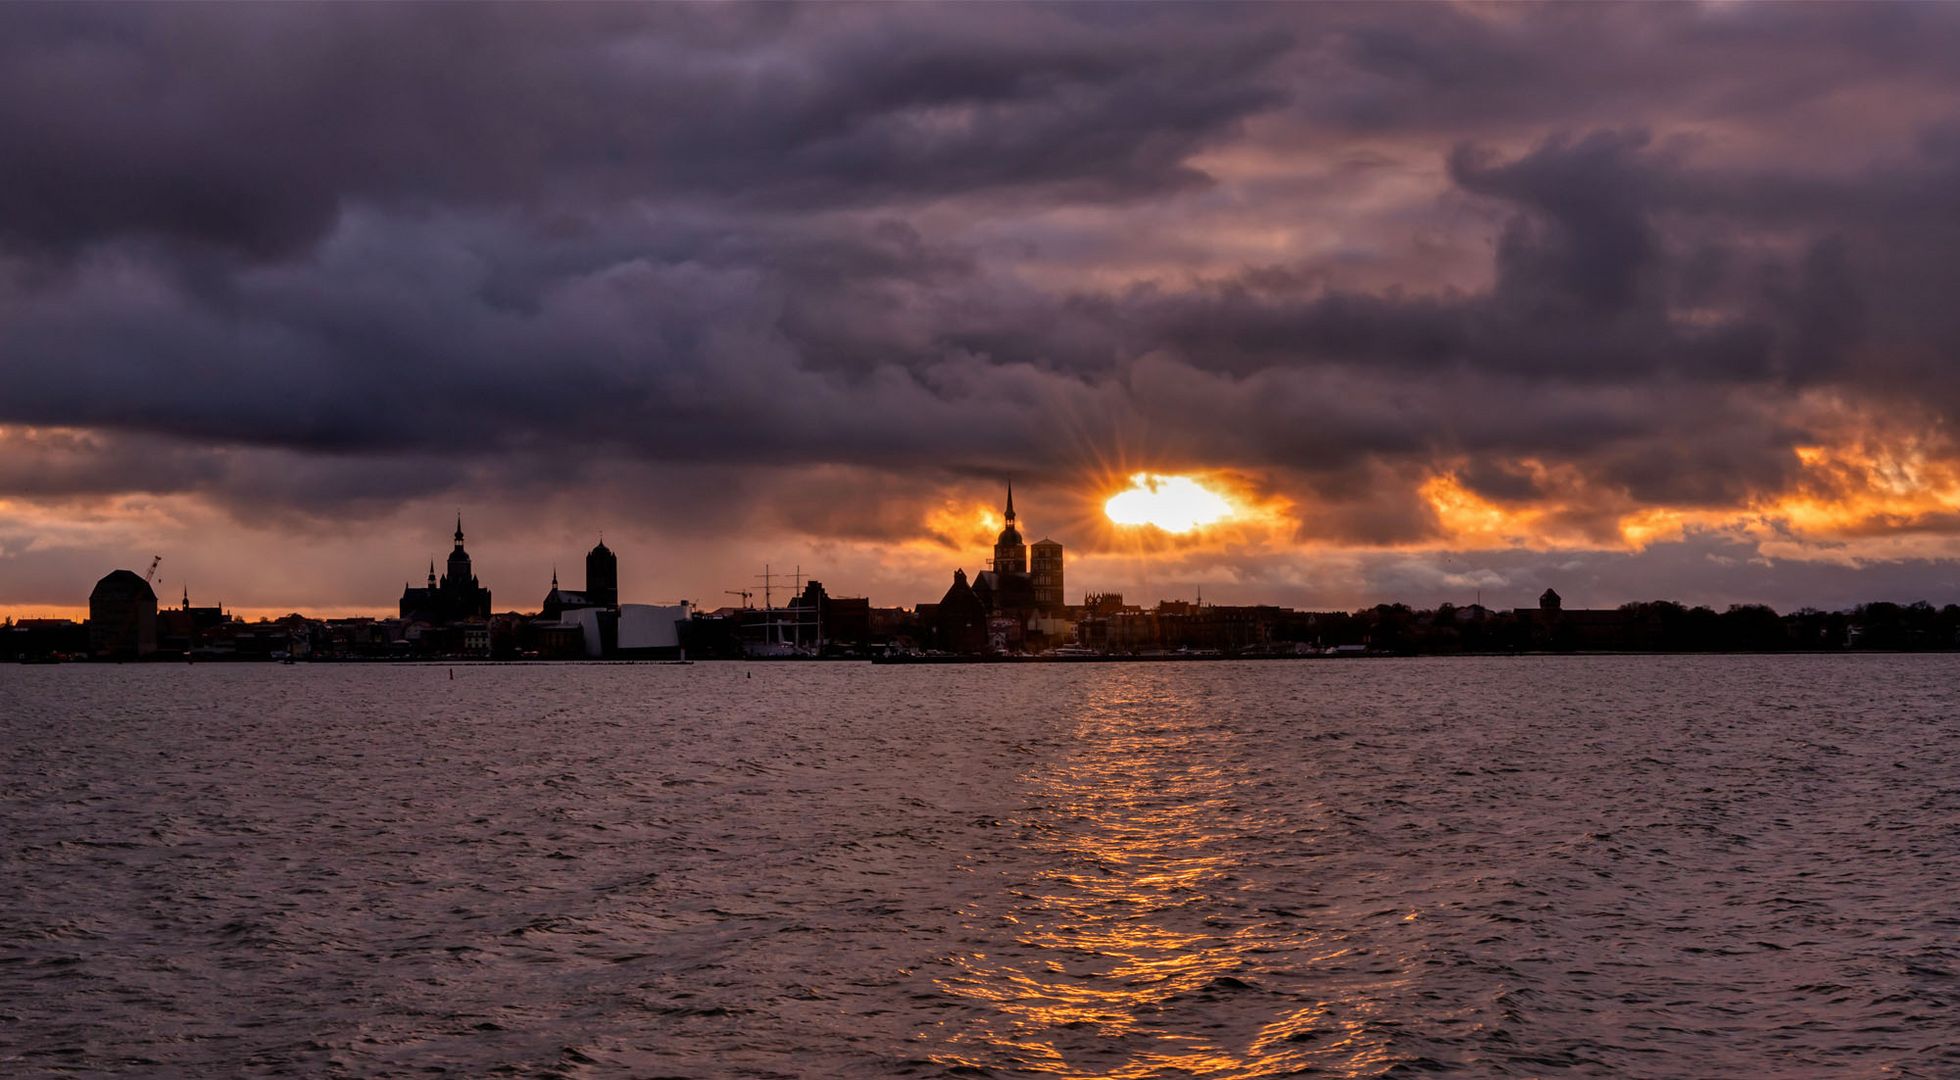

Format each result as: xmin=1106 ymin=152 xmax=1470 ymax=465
xmin=931 ymin=569 xmax=989 ymax=654
xmin=540 ymin=568 xmax=593 ymax=620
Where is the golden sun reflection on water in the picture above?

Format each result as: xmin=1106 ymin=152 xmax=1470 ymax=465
xmin=925 ymin=672 xmax=1379 ymax=1078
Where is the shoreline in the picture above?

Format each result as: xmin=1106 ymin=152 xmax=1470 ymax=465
xmin=21 ymin=648 xmax=1958 ymax=666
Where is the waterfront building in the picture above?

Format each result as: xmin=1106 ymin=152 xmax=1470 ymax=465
xmin=781 ymin=579 xmax=872 ymax=652
xmin=823 ymin=596 xmax=873 ymax=651
xmin=616 ymin=602 xmax=691 ymax=658
xmin=1512 ymin=587 xmax=1662 ymax=650
xmin=88 ymin=569 xmax=158 ymax=659
xmin=524 ymin=620 xmax=588 ymax=660
xmin=157 ymin=587 xmax=231 ymax=653
xmin=460 ymin=624 xmax=491 ymax=656
xmin=5 ymin=617 xmax=89 ymax=660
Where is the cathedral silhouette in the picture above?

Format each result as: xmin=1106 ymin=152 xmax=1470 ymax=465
xmin=399 ymin=515 xmax=492 ymax=624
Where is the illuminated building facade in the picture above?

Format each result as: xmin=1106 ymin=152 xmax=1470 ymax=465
xmin=1031 ymin=539 xmax=1064 ymax=613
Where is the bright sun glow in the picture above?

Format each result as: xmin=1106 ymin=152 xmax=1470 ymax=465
xmin=1104 ymin=472 xmax=1236 ymax=533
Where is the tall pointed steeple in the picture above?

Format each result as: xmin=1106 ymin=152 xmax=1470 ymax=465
xmin=551 ymin=565 xmax=559 ymax=589
xmin=427 ymin=559 xmax=437 ymax=588
xmin=454 ymin=512 xmax=465 ymax=547
xmin=993 ymin=480 xmax=1028 ymax=576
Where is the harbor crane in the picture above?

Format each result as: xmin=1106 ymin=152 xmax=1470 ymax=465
xmin=725 ymin=589 xmax=754 ymax=609
xmin=145 ymin=555 xmax=162 ymax=584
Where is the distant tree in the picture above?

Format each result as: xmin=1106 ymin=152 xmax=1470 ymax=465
xmin=1720 ymin=604 xmax=1787 ymax=650
xmin=1855 ymin=602 xmax=1907 ymax=649
xmin=1679 ymin=606 xmax=1721 ymax=650
xmin=1782 ymin=607 xmax=1845 ymax=649
xmin=1941 ymin=605 xmax=1960 ymax=648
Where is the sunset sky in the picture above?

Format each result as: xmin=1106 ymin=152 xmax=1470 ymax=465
xmin=9 ymin=3 xmax=1960 ymax=619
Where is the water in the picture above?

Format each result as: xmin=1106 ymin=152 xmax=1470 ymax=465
xmin=2 ymin=656 xmax=1957 ymax=1077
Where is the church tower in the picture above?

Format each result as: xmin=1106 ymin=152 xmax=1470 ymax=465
xmin=992 ymin=483 xmax=1028 ymax=576
xmin=1031 ymin=538 xmax=1065 ymax=613
xmin=445 ymin=513 xmax=474 ymax=593
xmin=410 ymin=513 xmax=490 ymax=622
xmin=586 ymin=537 xmax=618 ymax=610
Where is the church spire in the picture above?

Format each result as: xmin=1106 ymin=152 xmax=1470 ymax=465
xmin=454 ymin=512 xmax=465 ymax=547
xmin=551 ymin=565 xmax=559 ymax=589
xmin=428 ymin=559 xmax=436 ymax=588
xmin=1005 ymin=481 xmax=1016 ymax=524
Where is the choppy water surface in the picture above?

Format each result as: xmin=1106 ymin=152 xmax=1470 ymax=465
xmin=3 ymin=657 xmax=1958 ymax=1077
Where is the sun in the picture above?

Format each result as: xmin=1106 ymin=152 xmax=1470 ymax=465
xmin=1104 ymin=472 xmax=1236 ymax=533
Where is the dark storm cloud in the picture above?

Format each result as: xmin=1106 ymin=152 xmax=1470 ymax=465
xmin=7 ymin=0 xmax=1960 ymax=578
xmin=0 ymin=3 xmax=1287 ymax=259
xmin=0 ymin=429 xmax=222 ymax=497
xmin=1294 ymin=2 xmax=1960 ymax=139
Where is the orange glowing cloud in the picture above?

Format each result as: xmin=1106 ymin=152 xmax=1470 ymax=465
xmin=919 ymin=498 xmax=1007 ymax=552
xmin=1418 ymin=472 xmax=1551 ymax=548
xmin=1414 ymin=425 xmax=1960 ymax=563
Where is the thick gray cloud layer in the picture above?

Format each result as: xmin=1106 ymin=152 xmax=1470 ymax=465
xmin=6 ymin=2 xmax=1960 ymax=606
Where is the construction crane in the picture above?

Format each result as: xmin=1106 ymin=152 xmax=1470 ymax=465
xmin=724 ymin=589 xmax=754 ymax=609
xmin=145 ymin=555 xmax=162 ymax=584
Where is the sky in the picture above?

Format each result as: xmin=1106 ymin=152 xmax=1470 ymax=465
xmin=9 ymin=2 xmax=1960 ymax=620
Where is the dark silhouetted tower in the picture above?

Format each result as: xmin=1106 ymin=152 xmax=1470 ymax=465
xmin=1031 ymin=538 xmax=1065 ymax=613
xmin=446 ymin=514 xmax=472 ymax=593
xmin=586 ymin=538 xmax=618 ymax=610
xmin=992 ymin=483 xmax=1028 ymax=576
xmin=89 ymin=569 xmax=157 ymax=658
